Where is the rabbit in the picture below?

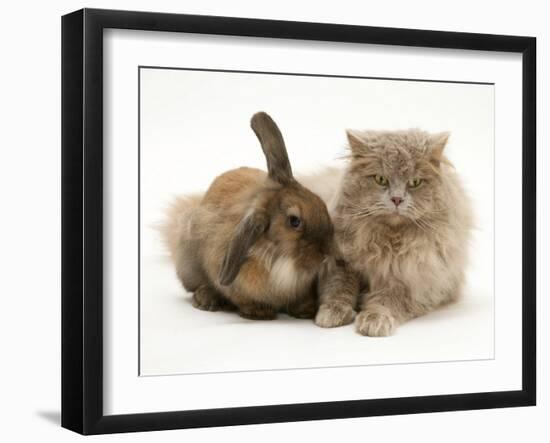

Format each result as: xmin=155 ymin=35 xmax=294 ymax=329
xmin=162 ymin=112 xmax=334 ymax=320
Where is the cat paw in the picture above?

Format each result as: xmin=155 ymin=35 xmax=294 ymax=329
xmin=355 ymin=310 xmax=396 ymax=337
xmin=315 ymin=303 xmax=355 ymax=328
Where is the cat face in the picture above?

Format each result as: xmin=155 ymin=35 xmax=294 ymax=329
xmin=343 ymin=129 xmax=450 ymax=225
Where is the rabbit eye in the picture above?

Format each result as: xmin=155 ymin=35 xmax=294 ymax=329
xmin=288 ymin=215 xmax=302 ymax=229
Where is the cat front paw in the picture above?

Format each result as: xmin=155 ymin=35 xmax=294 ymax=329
xmin=355 ymin=309 xmax=396 ymax=337
xmin=315 ymin=303 xmax=355 ymax=328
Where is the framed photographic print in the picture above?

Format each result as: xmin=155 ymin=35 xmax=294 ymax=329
xmin=61 ymin=8 xmax=536 ymax=435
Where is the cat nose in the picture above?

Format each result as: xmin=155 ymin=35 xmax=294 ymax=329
xmin=391 ymin=196 xmax=403 ymax=206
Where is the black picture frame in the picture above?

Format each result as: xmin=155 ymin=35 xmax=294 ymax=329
xmin=61 ymin=8 xmax=536 ymax=435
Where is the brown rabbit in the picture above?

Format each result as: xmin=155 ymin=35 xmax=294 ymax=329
xmin=162 ymin=112 xmax=334 ymax=320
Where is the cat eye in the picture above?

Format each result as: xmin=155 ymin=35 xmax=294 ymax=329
xmin=288 ymin=215 xmax=302 ymax=229
xmin=408 ymin=178 xmax=424 ymax=188
xmin=374 ymin=175 xmax=389 ymax=186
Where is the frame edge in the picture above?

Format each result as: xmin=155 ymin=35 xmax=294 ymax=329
xmin=61 ymin=8 xmax=85 ymax=435
xmin=521 ymin=36 xmax=537 ymax=406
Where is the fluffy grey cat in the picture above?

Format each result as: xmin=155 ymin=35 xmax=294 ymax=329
xmin=313 ymin=129 xmax=473 ymax=336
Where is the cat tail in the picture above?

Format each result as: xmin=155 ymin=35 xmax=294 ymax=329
xmin=158 ymin=194 xmax=203 ymax=261
xmin=296 ymin=166 xmax=345 ymax=213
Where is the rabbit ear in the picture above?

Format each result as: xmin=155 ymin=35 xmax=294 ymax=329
xmin=218 ymin=209 xmax=269 ymax=286
xmin=251 ymin=112 xmax=294 ymax=185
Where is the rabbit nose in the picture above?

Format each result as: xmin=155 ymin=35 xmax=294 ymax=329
xmin=391 ymin=196 xmax=403 ymax=206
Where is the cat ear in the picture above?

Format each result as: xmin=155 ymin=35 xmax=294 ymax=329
xmin=346 ymin=130 xmax=368 ymax=154
xmin=429 ymin=131 xmax=450 ymax=166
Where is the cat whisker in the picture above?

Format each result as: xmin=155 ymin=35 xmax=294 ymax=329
xmin=405 ymin=207 xmax=449 ymax=232
xmin=409 ymin=217 xmax=429 ymax=233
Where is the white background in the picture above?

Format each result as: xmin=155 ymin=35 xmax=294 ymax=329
xmin=0 ymin=1 xmax=546 ymax=442
xmin=139 ymin=67 xmax=495 ymax=376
